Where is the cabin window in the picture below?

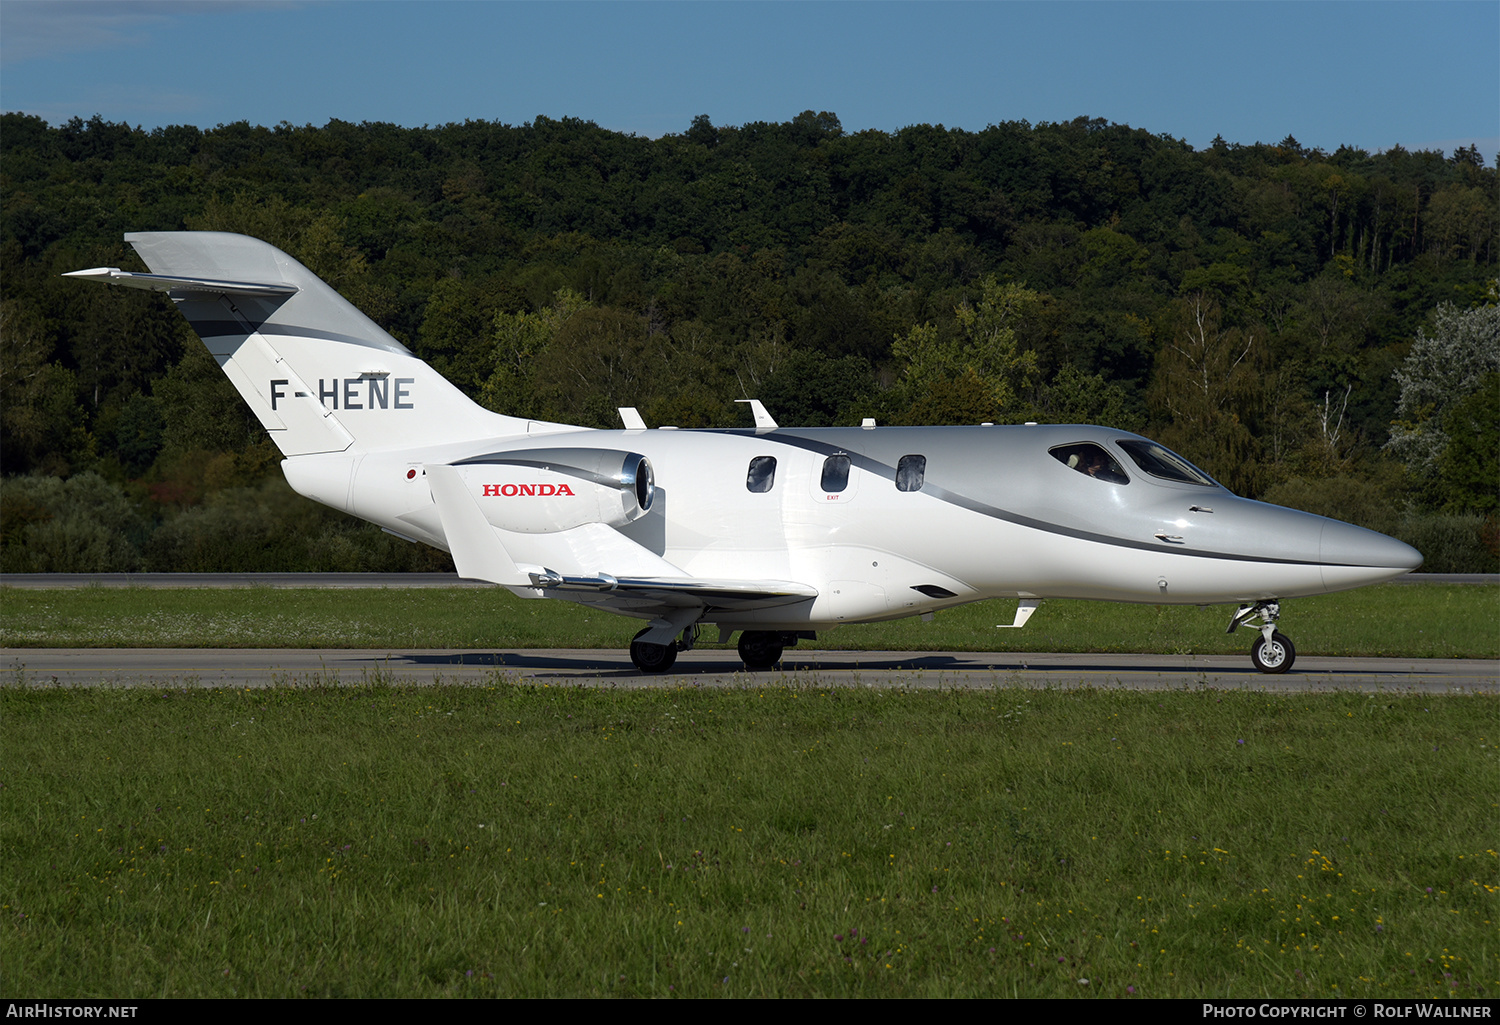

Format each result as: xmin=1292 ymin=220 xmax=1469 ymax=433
xmin=746 ymin=456 xmax=777 ymax=493
xmin=896 ymin=454 xmax=926 ymax=492
xmin=1115 ymin=440 xmax=1218 ymax=487
xmin=1049 ymin=443 xmax=1130 ymax=485
xmin=821 ymin=453 xmax=851 ymax=493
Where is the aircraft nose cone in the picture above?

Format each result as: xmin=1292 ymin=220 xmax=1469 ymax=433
xmin=1320 ymin=519 xmax=1423 ymax=590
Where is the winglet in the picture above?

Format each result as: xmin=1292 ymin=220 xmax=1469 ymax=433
xmin=735 ymin=398 xmax=778 ymax=432
xmin=425 ymin=464 xmax=527 ymax=586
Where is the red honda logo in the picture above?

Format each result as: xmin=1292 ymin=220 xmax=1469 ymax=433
xmin=482 ymin=483 xmax=576 ymax=497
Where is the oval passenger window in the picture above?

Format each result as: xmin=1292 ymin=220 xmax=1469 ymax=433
xmin=821 ymin=454 xmax=851 ymax=493
xmin=896 ymin=454 xmax=925 ymax=492
xmin=746 ymin=456 xmax=777 ymax=493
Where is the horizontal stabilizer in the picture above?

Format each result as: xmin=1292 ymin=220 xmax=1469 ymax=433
xmin=63 ymin=267 xmax=298 ymax=297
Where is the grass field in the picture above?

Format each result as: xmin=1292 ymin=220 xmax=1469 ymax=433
xmin=2 ymin=582 xmax=1496 ymax=658
xmin=4 ymin=584 xmax=1495 ymax=997
xmin=1 ymin=682 xmax=1495 ymax=998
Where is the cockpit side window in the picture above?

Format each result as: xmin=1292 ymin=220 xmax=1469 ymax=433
xmin=1114 ymin=440 xmax=1219 ymax=487
xmin=1049 ymin=443 xmax=1130 ymax=485
xmin=895 ymin=454 xmax=925 ymax=492
xmin=821 ymin=453 xmax=851 ymax=493
xmin=746 ymin=456 xmax=777 ymax=493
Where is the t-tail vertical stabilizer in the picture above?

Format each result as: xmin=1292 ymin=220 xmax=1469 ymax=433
xmin=66 ymin=232 xmax=537 ymax=457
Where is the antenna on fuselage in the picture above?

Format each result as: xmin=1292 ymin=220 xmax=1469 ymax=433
xmin=735 ymin=399 xmax=778 ymax=433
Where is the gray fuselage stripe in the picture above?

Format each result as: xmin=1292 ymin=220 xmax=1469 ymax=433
xmin=686 ymin=429 xmax=1364 ymax=569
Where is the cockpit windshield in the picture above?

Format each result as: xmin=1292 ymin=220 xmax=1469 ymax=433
xmin=1049 ymin=443 xmax=1130 ymax=485
xmin=1114 ymin=440 xmax=1219 ymax=487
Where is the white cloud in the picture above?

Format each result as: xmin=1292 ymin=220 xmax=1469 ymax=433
xmin=1 ymin=1 xmax=291 ymax=64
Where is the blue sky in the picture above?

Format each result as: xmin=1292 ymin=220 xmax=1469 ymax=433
xmin=2 ymin=1 xmax=1496 ymax=159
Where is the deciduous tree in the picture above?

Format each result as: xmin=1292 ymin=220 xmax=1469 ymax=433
xmin=893 ymin=277 xmax=1040 ymax=417
xmin=1386 ymin=296 xmax=1500 ymax=474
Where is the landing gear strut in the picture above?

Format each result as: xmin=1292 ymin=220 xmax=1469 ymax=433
xmin=1227 ymin=600 xmax=1296 ymax=674
xmin=737 ymin=630 xmax=784 ymax=671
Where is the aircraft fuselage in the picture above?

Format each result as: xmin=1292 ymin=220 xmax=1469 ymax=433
xmin=298 ymin=422 xmax=1420 ymax=632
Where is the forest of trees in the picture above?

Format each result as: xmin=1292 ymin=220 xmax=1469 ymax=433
xmin=2 ymin=110 xmax=1495 ymax=572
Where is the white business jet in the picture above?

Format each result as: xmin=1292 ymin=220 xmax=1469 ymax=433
xmin=68 ymin=233 xmax=1423 ymax=673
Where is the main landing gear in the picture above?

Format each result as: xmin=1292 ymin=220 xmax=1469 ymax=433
xmin=1227 ymin=600 xmax=1296 ymax=674
xmin=627 ymin=627 xmax=812 ymax=673
xmin=737 ymin=630 xmax=784 ymax=671
xmin=629 ymin=624 xmax=698 ymax=674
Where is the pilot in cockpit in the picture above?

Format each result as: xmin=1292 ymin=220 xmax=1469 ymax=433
xmin=1059 ymin=443 xmax=1130 ymax=485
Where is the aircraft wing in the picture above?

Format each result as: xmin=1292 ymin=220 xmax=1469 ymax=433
xmin=426 ymin=465 xmax=816 ymax=624
xmin=526 ymin=570 xmax=817 ymax=610
xmin=425 ymin=463 xmax=528 ymax=586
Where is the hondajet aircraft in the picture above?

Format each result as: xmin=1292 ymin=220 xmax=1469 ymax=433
xmin=69 ymin=232 xmax=1423 ymax=673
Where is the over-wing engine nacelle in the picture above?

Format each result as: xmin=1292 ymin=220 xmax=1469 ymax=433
xmin=454 ymin=448 xmax=654 ymax=534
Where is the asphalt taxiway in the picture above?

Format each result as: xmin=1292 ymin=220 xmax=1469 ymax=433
xmin=5 ymin=648 xmax=1496 ymax=693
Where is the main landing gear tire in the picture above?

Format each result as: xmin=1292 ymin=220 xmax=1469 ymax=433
xmin=629 ymin=628 xmax=678 ymax=674
xmin=737 ymin=630 xmax=784 ymax=671
xmin=1250 ymin=631 xmax=1296 ymax=674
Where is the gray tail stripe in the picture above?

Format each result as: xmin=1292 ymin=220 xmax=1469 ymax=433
xmin=179 ymin=316 xmax=413 ymax=355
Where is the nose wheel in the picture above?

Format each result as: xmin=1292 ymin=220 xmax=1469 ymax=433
xmin=1228 ymin=601 xmax=1297 ymax=674
xmin=1250 ymin=631 xmax=1296 ymax=673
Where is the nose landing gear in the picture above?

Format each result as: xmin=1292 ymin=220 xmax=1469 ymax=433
xmin=1228 ymin=600 xmax=1296 ymax=674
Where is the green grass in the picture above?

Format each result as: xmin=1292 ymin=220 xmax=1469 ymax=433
xmin=2 ymin=683 xmax=1495 ymax=997
xmin=2 ymin=583 xmax=1497 ymax=658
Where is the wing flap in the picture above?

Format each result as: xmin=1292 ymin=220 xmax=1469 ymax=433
xmin=529 ymin=570 xmax=816 ymax=611
xmin=528 ymin=569 xmax=814 ymax=599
